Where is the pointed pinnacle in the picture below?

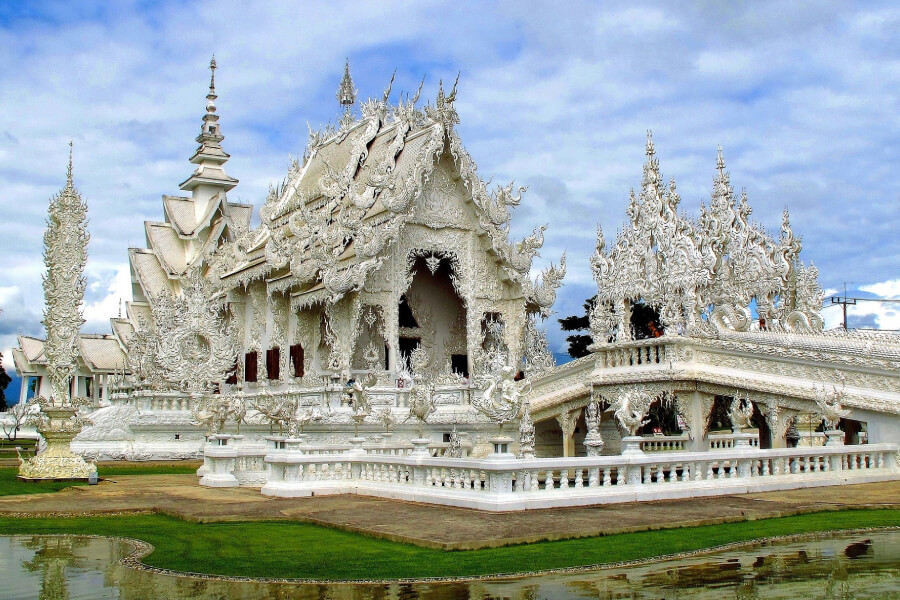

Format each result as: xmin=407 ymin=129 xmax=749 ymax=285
xmin=645 ymin=130 xmax=655 ymax=156
xmin=209 ymin=55 xmax=217 ymax=92
xmin=383 ymin=69 xmax=396 ymax=103
xmin=67 ymin=140 xmax=74 ymax=184
xmin=447 ymin=71 xmax=460 ymax=103
xmin=716 ymin=145 xmax=725 ymax=172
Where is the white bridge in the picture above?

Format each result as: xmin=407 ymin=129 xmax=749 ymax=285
xmin=525 ymin=328 xmax=900 ymax=457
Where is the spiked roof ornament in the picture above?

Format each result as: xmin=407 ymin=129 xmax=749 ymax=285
xmin=337 ymin=59 xmax=357 ymax=107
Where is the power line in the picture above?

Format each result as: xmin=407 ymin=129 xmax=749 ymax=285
xmin=826 ymin=281 xmax=900 ymax=328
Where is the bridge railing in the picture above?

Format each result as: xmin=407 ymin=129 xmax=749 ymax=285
xmin=597 ymin=338 xmax=669 ymax=369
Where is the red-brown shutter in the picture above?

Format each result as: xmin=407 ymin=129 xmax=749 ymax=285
xmin=245 ymin=351 xmax=258 ymax=383
xmin=267 ymin=347 xmax=280 ymax=380
xmin=289 ymin=344 xmax=304 ymax=378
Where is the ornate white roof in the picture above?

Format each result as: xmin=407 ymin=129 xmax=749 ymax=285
xmin=209 ymin=76 xmax=565 ymax=314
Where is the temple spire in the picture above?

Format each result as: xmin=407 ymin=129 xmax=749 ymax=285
xmin=198 ymin=56 xmax=223 ymax=143
xmin=180 ymin=56 xmax=238 ymax=194
xmin=337 ymin=59 xmax=357 ymax=108
xmin=716 ymin=144 xmax=726 ymax=174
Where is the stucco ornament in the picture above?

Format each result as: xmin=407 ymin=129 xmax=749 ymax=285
xmin=474 ymin=357 xmax=527 ymax=434
xmin=729 ymin=392 xmax=755 ymax=431
xmin=613 ymin=386 xmax=653 ymax=436
xmin=152 ymin=268 xmax=240 ymax=394
xmin=522 ymin=315 xmax=556 ymax=376
xmin=517 ymin=402 xmax=536 ymax=459
xmin=349 ymin=371 xmax=378 ymax=436
xmin=249 ymin=390 xmax=295 ymax=435
xmin=19 ymin=147 xmax=97 ymax=480
xmin=814 ymin=372 xmax=850 ymax=429
xmin=447 ymin=424 xmax=462 ymax=458
xmin=407 ymin=346 xmax=436 ymax=437
xmin=590 ymin=133 xmax=824 ymax=343
xmin=583 ymin=394 xmax=605 ymax=456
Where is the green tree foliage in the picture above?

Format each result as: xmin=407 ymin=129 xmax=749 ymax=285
xmin=0 ymin=353 xmax=11 ymax=411
xmin=558 ymin=296 xmax=596 ymax=358
xmin=630 ymin=302 xmax=664 ymax=340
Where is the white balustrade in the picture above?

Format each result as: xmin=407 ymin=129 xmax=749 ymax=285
xmin=599 ymin=340 xmax=667 ymax=368
xmin=639 ymin=434 xmax=690 ymax=452
xmin=708 ymin=432 xmax=760 ymax=450
xmin=244 ymin=443 xmax=900 ymax=510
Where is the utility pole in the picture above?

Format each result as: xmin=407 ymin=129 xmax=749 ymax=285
xmin=829 ymin=283 xmax=856 ymax=329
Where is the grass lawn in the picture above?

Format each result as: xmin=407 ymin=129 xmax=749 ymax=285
xmin=1 ymin=509 xmax=897 ymax=580
xmin=0 ymin=463 xmax=198 ymax=495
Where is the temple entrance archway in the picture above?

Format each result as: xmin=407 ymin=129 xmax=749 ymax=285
xmin=400 ymin=256 xmax=468 ymax=377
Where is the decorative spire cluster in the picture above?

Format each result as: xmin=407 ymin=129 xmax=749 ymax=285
xmin=590 ymin=134 xmax=824 ymax=341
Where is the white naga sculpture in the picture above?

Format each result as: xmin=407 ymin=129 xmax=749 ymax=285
xmin=19 ymin=146 xmax=97 ymax=481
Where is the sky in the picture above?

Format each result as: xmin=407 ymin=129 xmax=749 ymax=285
xmin=1 ymin=1 xmax=899 ymax=401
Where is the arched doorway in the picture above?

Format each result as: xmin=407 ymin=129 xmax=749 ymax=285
xmin=400 ymin=256 xmax=468 ymax=377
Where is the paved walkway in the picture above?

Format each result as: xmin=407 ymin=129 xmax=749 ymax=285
xmin=1 ymin=475 xmax=897 ymax=550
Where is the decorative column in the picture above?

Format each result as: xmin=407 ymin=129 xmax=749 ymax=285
xmin=557 ymin=409 xmax=578 ymax=457
xmin=250 ymin=282 xmax=266 ymax=383
xmin=583 ymin=394 xmax=605 ymax=457
xmin=19 ymin=146 xmax=97 ymax=481
xmin=272 ymin=293 xmax=289 ymax=382
xmin=760 ymin=402 xmax=790 ymax=449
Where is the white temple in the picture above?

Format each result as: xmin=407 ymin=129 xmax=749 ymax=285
xmin=10 ymin=60 xmax=900 ymax=506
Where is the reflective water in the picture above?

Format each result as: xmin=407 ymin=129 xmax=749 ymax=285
xmin=1 ymin=531 xmax=898 ymax=599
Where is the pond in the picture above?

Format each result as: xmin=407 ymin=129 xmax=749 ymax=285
xmin=1 ymin=530 xmax=898 ymax=599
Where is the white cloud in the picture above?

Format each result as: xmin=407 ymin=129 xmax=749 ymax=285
xmin=861 ymin=279 xmax=900 ymax=298
xmin=83 ymin=267 xmax=131 ymax=331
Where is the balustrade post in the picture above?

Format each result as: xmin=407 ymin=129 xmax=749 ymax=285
xmin=626 ymin=464 xmax=642 ymax=485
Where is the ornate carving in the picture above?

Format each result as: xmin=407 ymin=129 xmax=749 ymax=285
xmin=518 ymin=403 xmax=535 ymax=459
xmin=729 ymin=391 xmax=754 ymax=431
xmin=152 ymin=269 xmax=239 ymax=394
xmin=590 ymin=133 xmax=823 ymax=342
xmin=814 ymin=371 xmax=850 ymax=429
xmin=613 ymin=386 xmax=654 ymax=436
xmin=20 ymin=149 xmax=96 ymax=480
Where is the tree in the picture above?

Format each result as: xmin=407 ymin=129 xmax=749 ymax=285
xmin=558 ymin=296 xmax=596 ymax=359
xmin=0 ymin=352 xmax=11 ymax=412
xmin=2 ymin=399 xmax=29 ymax=442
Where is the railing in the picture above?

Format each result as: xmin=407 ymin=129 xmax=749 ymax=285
xmin=598 ymin=339 xmax=668 ymax=368
xmin=640 ymin=434 xmax=690 ymax=452
xmin=707 ymin=432 xmax=760 ymax=450
xmin=250 ymin=443 xmax=899 ymax=510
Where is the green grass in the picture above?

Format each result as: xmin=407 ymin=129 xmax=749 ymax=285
xmin=0 ymin=509 xmax=897 ymax=580
xmin=0 ymin=464 xmax=198 ymax=495
xmin=0 ymin=467 xmax=89 ymax=495
xmin=97 ymin=463 xmax=198 ymax=476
